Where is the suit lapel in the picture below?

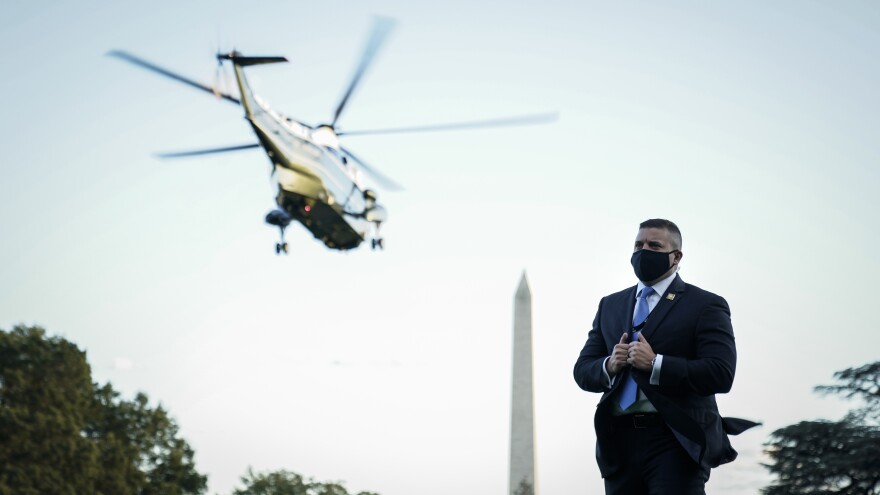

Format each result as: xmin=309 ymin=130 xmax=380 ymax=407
xmin=620 ymin=286 xmax=637 ymax=335
xmin=641 ymin=274 xmax=686 ymax=342
xmin=603 ymin=286 xmax=637 ymax=365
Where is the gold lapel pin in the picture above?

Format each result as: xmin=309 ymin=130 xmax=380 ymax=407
xmin=666 ymin=293 xmax=676 ymax=301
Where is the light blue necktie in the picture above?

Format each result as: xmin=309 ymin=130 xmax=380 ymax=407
xmin=618 ymin=286 xmax=654 ymax=410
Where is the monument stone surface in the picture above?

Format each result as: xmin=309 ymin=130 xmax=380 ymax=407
xmin=509 ymin=272 xmax=536 ymax=495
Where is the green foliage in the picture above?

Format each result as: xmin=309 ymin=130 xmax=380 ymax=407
xmin=0 ymin=325 xmax=370 ymax=495
xmin=87 ymin=385 xmax=207 ymax=495
xmin=0 ymin=325 xmax=207 ymax=495
xmin=816 ymin=361 xmax=880 ymax=426
xmin=232 ymin=467 xmax=380 ymax=495
xmin=0 ymin=325 xmax=98 ymax=495
xmin=762 ymin=361 xmax=880 ymax=495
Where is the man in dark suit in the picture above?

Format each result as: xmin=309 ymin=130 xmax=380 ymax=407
xmin=573 ymin=219 xmax=756 ymax=494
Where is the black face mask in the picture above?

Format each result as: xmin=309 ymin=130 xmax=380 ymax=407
xmin=631 ymin=249 xmax=676 ymax=282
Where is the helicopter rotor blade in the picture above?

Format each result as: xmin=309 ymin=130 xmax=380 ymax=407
xmin=107 ymin=50 xmax=241 ymax=105
xmin=341 ymin=146 xmax=403 ymax=192
xmin=155 ymin=143 xmax=261 ymax=159
xmin=330 ymin=17 xmax=395 ymax=128
xmin=336 ymin=112 xmax=559 ymax=136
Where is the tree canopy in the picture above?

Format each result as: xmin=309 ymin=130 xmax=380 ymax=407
xmin=0 ymin=325 xmax=98 ymax=495
xmin=0 ymin=325 xmax=207 ymax=495
xmin=762 ymin=361 xmax=880 ymax=495
xmin=1 ymin=325 xmax=378 ymax=495
xmin=232 ymin=467 xmax=380 ymax=495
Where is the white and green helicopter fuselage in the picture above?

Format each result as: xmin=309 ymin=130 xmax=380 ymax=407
xmin=228 ymin=55 xmax=385 ymax=252
xmin=110 ymin=23 xmax=551 ymax=255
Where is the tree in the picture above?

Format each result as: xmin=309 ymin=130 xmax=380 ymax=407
xmin=0 ymin=325 xmax=207 ymax=495
xmin=0 ymin=325 xmax=98 ymax=495
xmin=87 ymin=385 xmax=207 ymax=495
xmin=232 ymin=467 xmax=380 ymax=495
xmin=815 ymin=362 xmax=880 ymax=426
xmin=762 ymin=361 xmax=880 ymax=495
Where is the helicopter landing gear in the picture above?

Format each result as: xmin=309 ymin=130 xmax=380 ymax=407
xmin=272 ymin=224 xmax=290 ymax=255
xmin=274 ymin=227 xmax=289 ymax=255
xmin=369 ymin=219 xmax=384 ymax=251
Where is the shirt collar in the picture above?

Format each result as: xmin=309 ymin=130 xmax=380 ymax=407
xmin=636 ymin=269 xmax=678 ymax=298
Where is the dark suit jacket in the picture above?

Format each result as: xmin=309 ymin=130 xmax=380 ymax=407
xmin=573 ymin=274 xmax=751 ymax=477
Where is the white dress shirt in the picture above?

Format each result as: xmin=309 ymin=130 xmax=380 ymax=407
xmin=601 ymin=269 xmax=678 ymax=389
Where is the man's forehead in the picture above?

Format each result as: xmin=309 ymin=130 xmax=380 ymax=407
xmin=635 ymin=227 xmax=671 ymax=242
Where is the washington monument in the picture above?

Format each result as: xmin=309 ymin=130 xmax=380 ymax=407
xmin=510 ymin=272 xmax=536 ymax=495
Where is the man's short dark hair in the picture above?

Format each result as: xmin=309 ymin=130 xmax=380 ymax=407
xmin=639 ymin=218 xmax=682 ymax=249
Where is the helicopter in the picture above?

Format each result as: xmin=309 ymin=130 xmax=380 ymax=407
xmin=109 ymin=19 xmax=555 ymax=254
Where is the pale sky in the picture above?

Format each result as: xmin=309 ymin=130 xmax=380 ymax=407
xmin=2 ymin=2 xmax=879 ymax=494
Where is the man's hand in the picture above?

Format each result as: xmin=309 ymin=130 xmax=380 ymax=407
xmin=627 ymin=333 xmax=656 ymax=372
xmin=605 ymin=332 xmax=630 ymax=377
